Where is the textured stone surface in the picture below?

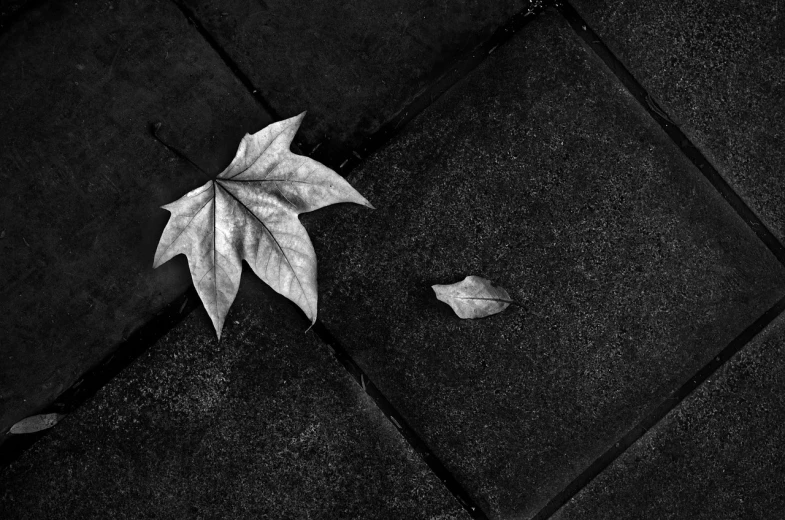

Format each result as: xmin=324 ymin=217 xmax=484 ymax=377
xmin=571 ymin=0 xmax=785 ymax=243
xmin=0 ymin=1 xmax=271 ymax=437
xmin=0 ymin=276 xmax=468 ymax=520
xmin=553 ymin=313 xmax=785 ymax=520
xmin=181 ymin=0 xmax=533 ymax=154
xmin=307 ymin=11 xmax=785 ymax=519
xmin=0 ymin=0 xmax=30 ymax=25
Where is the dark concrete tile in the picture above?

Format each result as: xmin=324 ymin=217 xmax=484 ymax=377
xmin=571 ymin=0 xmax=785 ymax=243
xmin=553 ymin=313 xmax=785 ymax=520
xmin=305 ymin=10 xmax=785 ymax=519
xmin=0 ymin=0 xmax=30 ymax=24
xmin=0 ymin=276 xmax=468 ymax=520
xmin=0 ymin=2 xmax=271 ymax=436
xmin=180 ymin=0 xmax=535 ymax=156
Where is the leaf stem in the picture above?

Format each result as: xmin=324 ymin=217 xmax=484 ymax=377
xmin=149 ymin=122 xmax=211 ymax=180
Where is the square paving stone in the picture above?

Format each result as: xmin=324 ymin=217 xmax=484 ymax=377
xmin=571 ymin=0 xmax=785 ymax=243
xmin=180 ymin=0 xmax=536 ymax=157
xmin=552 ymin=312 xmax=785 ymax=520
xmin=0 ymin=0 xmax=29 ymax=25
xmin=0 ymin=276 xmax=468 ymax=520
xmin=304 ymin=10 xmax=785 ymax=519
xmin=0 ymin=1 xmax=271 ymax=437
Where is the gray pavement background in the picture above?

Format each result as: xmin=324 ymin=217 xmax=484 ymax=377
xmin=0 ymin=0 xmax=539 ymax=438
xmin=2 ymin=0 xmax=784 ymax=519
xmin=552 ymin=313 xmax=785 ymax=520
xmin=572 ymin=0 xmax=785 ymax=243
xmin=0 ymin=0 xmax=270 ymax=437
xmin=177 ymin=0 xmax=534 ymax=158
xmin=309 ymin=10 xmax=785 ymax=518
xmin=0 ymin=276 xmax=467 ymax=519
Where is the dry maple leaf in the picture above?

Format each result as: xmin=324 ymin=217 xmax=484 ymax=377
xmin=432 ymin=276 xmax=514 ymax=319
xmin=154 ymin=113 xmax=373 ymax=339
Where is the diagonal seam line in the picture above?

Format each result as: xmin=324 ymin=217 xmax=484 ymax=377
xmin=175 ymin=0 xmax=550 ymax=177
xmin=165 ymin=2 xmax=549 ymax=518
xmin=310 ymin=320 xmax=491 ymax=520
xmin=0 ymin=286 xmax=201 ymax=466
xmin=0 ymin=0 xmax=549 ymax=505
xmin=168 ymin=0 xmax=280 ymax=122
xmin=533 ymin=3 xmax=785 ymax=516
xmin=531 ymin=293 xmax=785 ymax=519
xmin=2 ymin=4 xmax=550 ymax=506
xmin=557 ymin=0 xmax=785 ymax=267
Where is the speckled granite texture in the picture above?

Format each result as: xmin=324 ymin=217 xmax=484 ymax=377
xmin=552 ymin=313 xmax=785 ymax=520
xmin=0 ymin=277 xmax=468 ymax=519
xmin=3 ymin=1 xmax=785 ymax=519
xmin=571 ymin=0 xmax=785 ymax=243
xmin=179 ymin=0 xmax=534 ymax=153
xmin=308 ymin=10 xmax=785 ymax=518
xmin=0 ymin=0 xmax=270 ymax=437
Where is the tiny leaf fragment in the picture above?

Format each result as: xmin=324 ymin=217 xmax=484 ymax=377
xmin=9 ymin=413 xmax=66 ymax=434
xmin=432 ymin=275 xmax=513 ymax=319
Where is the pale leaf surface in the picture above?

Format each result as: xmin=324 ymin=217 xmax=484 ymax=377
xmin=9 ymin=413 xmax=66 ymax=434
xmin=154 ymin=113 xmax=373 ymax=338
xmin=432 ymin=275 xmax=513 ymax=319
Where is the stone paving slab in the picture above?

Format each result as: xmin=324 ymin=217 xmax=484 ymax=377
xmin=0 ymin=0 xmax=29 ymax=27
xmin=0 ymin=275 xmax=468 ymax=520
xmin=0 ymin=0 xmax=271 ymax=436
xmin=552 ymin=312 xmax=785 ymax=520
xmin=570 ymin=0 xmax=785 ymax=243
xmin=179 ymin=0 xmax=534 ymax=158
xmin=306 ymin=10 xmax=785 ymax=519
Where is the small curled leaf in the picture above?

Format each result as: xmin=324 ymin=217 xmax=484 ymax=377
xmin=432 ymin=275 xmax=513 ymax=319
xmin=8 ymin=413 xmax=66 ymax=434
